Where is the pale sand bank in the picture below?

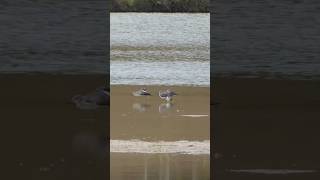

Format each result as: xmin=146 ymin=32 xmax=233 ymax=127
xmin=110 ymin=139 xmax=210 ymax=155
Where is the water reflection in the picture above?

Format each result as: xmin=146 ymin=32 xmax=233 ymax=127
xmin=132 ymin=103 xmax=151 ymax=112
xmin=158 ymin=103 xmax=174 ymax=113
xmin=111 ymin=153 xmax=210 ymax=180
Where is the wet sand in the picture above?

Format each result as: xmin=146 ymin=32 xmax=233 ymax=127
xmin=111 ymin=85 xmax=210 ymax=180
xmin=213 ymin=78 xmax=320 ymax=179
xmin=1 ymin=74 xmax=108 ymax=179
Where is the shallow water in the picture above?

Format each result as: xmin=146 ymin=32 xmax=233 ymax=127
xmin=111 ymin=13 xmax=210 ymax=86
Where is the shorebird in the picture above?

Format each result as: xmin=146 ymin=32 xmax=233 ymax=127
xmin=132 ymin=88 xmax=151 ymax=96
xmin=159 ymin=89 xmax=177 ymax=102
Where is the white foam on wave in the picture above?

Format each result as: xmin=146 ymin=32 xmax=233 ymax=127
xmin=110 ymin=140 xmax=210 ymax=155
xmin=228 ymin=169 xmax=317 ymax=175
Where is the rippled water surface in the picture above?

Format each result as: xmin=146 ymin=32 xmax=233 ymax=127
xmin=111 ymin=13 xmax=210 ymax=86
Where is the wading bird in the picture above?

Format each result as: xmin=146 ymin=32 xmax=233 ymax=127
xmin=158 ymin=89 xmax=177 ymax=102
xmin=132 ymin=88 xmax=151 ymax=96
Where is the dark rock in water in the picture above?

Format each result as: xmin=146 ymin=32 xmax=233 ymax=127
xmin=72 ymin=86 xmax=109 ymax=109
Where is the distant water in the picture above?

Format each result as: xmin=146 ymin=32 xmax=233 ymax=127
xmin=111 ymin=13 xmax=210 ymax=86
xmin=0 ymin=1 xmax=107 ymax=74
xmin=213 ymin=1 xmax=320 ymax=80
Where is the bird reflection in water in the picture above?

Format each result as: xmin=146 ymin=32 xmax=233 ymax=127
xmin=141 ymin=154 xmax=205 ymax=180
xmin=143 ymin=155 xmax=170 ymax=180
xmin=132 ymin=103 xmax=151 ymax=112
xmin=158 ymin=102 xmax=174 ymax=113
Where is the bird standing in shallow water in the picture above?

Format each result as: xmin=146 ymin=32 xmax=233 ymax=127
xmin=159 ymin=89 xmax=177 ymax=102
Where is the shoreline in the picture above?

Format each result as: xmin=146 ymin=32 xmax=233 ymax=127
xmin=111 ymin=84 xmax=210 ymax=88
xmin=111 ymin=0 xmax=209 ymax=13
